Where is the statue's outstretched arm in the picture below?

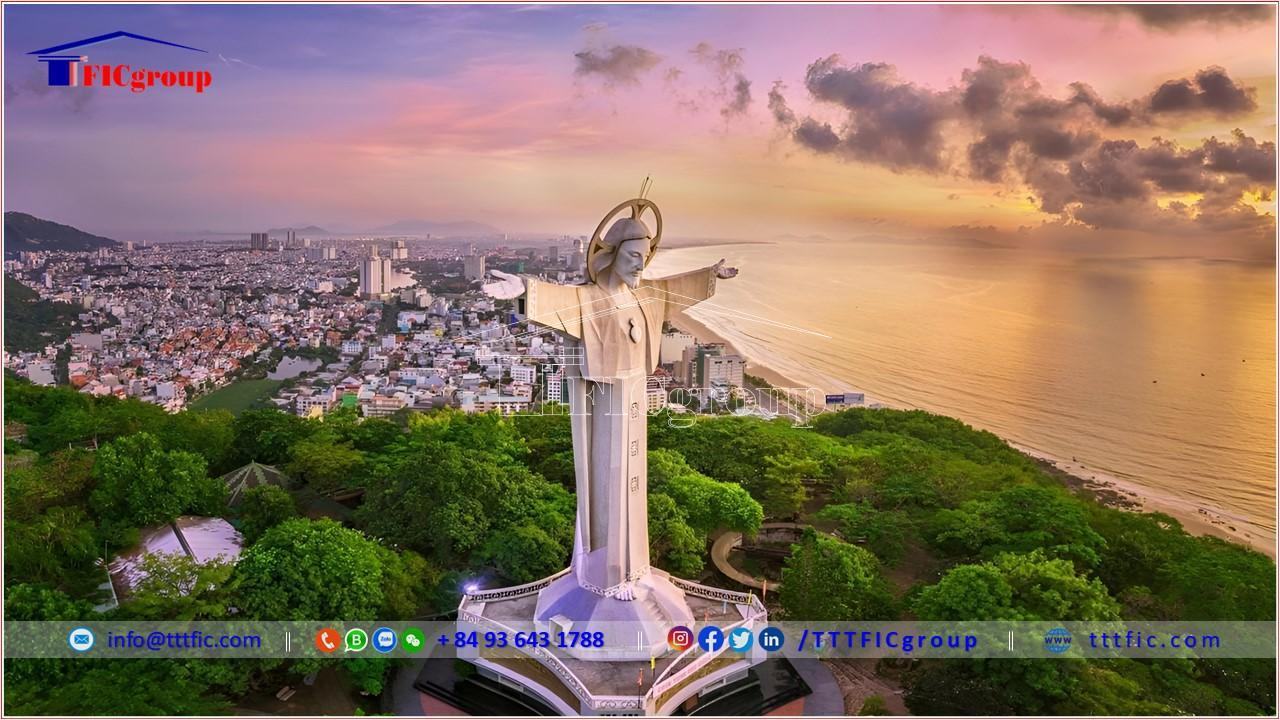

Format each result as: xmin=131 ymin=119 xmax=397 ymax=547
xmin=646 ymin=258 xmax=737 ymax=314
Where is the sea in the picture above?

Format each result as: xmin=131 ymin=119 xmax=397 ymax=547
xmin=648 ymin=237 xmax=1277 ymax=550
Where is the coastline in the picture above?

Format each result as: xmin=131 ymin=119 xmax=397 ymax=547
xmin=668 ymin=309 xmax=1276 ymax=559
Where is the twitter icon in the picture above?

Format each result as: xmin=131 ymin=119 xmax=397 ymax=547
xmin=728 ymin=627 xmax=754 ymax=652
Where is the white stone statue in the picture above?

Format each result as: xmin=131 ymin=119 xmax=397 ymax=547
xmin=483 ymin=197 xmax=737 ymax=657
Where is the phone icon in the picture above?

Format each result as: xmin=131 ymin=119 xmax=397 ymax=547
xmin=315 ymin=628 xmax=339 ymax=653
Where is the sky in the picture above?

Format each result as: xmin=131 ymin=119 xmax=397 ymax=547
xmin=3 ymin=3 xmax=1276 ymax=256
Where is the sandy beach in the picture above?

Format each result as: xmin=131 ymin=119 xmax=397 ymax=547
xmin=668 ymin=308 xmax=1276 ymax=559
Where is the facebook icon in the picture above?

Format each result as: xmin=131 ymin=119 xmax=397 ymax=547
xmin=758 ymin=627 xmax=785 ymax=652
xmin=697 ymin=625 xmax=724 ymax=652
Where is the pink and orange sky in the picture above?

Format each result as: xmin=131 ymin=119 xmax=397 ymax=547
xmin=4 ymin=3 xmax=1276 ymax=255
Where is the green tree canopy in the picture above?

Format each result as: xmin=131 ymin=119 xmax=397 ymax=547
xmin=779 ymin=529 xmax=895 ymax=621
xmin=927 ymin=484 xmax=1107 ymax=567
xmin=233 ymin=518 xmax=386 ymax=621
xmin=236 ymin=484 xmax=298 ymax=544
xmin=648 ymin=448 xmax=763 ymax=535
xmin=89 ymin=432 xmax=226 ymax=528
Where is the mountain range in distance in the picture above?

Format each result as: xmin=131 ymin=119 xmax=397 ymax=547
xmin=266 ymin=219 xmax=503 ymax=237
xmin=4 ymin=212 xmax=121 ymax=256
xmin=3 ymin=212 xmax=507 ymax=252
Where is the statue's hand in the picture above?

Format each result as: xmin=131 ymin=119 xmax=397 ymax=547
xmin=481 ymin=270 xmax=526 ymax=300
xmin=713 ymin=259 xmax=739 ymax=279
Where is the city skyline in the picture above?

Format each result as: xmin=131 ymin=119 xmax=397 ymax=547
xmin=3 ymin=3 xmax=1276 ymax=257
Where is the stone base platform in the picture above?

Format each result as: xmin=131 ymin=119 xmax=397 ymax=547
xmin=457 ymin=569 xmax=769 ymax=715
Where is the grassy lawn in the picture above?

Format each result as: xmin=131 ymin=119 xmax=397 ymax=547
xmin=189 ymin=378 xmax=282 ymax=414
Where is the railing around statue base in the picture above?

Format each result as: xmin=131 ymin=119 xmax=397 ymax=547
xmin=458 ymin=569 xmax=767 ymax=716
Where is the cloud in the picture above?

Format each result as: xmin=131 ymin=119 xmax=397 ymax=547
xmin=795 ymin=55 xmax=958 ymax=171
xmin=1069 ymin=4 xmax=1273 ymax=30
xmin=573 ymin=45 xmax=661 ymax=87
xmin=1146 ymin=67 xmax=1256 ymax=116
xmin=4 ymin=68 xmax=93 ymax=115
xmin=767 ymin=81 xmax=796 ymax=125
xmin=689 ymin=42 xmax=753 ymax=119
xmin=770 ymin=54 xmax=1274 ymax=241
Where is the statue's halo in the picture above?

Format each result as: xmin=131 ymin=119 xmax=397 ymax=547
xmin=586 ymin=198 xmax=663 ymax=283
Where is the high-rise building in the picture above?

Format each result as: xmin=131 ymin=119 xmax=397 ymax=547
xmin=359 ymin=251 xmax=394 ymax=299
xmin=391 ymin=238 xmax=409 ymax=260
xmin=464 ymin=254 xmax=486 ymax=281
xmin=250 ymin=232 xmax=269 ymax=251
xmin=548 ymin=244 xmax=559 ymax=264
xmin=659 ymin=330 xmax=695 ymax=366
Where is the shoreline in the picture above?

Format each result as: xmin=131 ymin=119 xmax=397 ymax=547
xmin=669 ymin=309 xmax=1276 ymax=559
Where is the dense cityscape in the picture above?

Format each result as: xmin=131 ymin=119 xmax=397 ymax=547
xmin=4 ymin=229 xmax=755 ymax=421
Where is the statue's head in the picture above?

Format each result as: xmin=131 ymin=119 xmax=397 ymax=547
xmin=590 ymin=216 xmax=652 ymax=289
xmin=587 ymin=198 xmax=662 ymax=287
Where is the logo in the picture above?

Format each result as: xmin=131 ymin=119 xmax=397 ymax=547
xmin=758 ymin=627 xmax=785 ymax=652
xmin=1044 ymin=627 xmax=1073 ymax=654
xmin=667 ymin=626 xmax=693 ymax=652
xmin=402 ymin=627 xmax=426 ymax=654
xmin=28 ymin=30 xmax=212 ymax=93
xmin=372 ymin=627 xmax=397 ymax=653
xmin=344 ymin=628 xmax=368 ymax=653
xmin=697 ymin=626 xmax=724 ymax=652
xmin=315 ymin=628 xmax=339 ymax=653
xmin=67 ymin=627 xmax=95 ymax=652
xmin=728 ymin=627 xmax=754 ymax=652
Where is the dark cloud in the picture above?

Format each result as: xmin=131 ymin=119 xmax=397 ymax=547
xmin=767 ymin=81 xmax=796 ymax=125
xmin=1070 ymin=4 xmax=1273 ymax=29
xmin=689 ymin=42 xmax=753 ymax=119
xmin=1203 ymin=129 xmax=1277 ymax=183
xmin=799 ymin=55 xmax=956 ymax=171
xmin=773 ymin=54 xmax=1273 ymax=240
xmin=1147 ymin=67 xmax=1256 ymax=116
xmin=573 ymin=45 xmax=661 ymax=87
xmin=723 ymin=76 xmax=752 ymax=118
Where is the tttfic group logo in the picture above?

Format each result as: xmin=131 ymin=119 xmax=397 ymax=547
xmin=28 ymin=30 xmax=213 ymax=93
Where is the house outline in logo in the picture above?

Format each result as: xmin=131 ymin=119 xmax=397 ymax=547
xmin=28 ymin=30 xmax=206 ymax=87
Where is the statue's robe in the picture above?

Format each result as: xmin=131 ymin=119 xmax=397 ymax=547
xmin=519 ymin=267 xmax=717 ymax=594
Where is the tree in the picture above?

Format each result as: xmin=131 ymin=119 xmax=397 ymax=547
xmin=815 ymin=502 xmax=911 ymax=565
xmin=286 ymin=431 xmax=365 ymax=494
xmin=4 ymin=506 xmax=98 ymax=586
xmin=647 ymin=493 xmax=705 ymax=577
xmin=649 ymin=449 xmax=763 ymax=535
xmin=758 ymin=453 xmax=813 ymax=519
xmin=233 ymin=519 xmax=386 ymax=621
xmin=5 ymin=584 xmax=92 ymax=620
xmin=779 ymin=529 xmax=894 ymax=621
xmin=229 ymin=409 xmax=316 ymax=466
xmin=236 ymin=485 xmax=297 ymax=544
xmin=123 ymin=554 xmax=237 ymax=620
xmin=157 ymin=409 xmax=235 ymax=475
xmin=909 ymin=551 xmax=1121 ymax=715
xmin=89 ymin=432 xmax=224 ymax=528
xmin=914 ymin=550 xmax=1119 ymax=621
xmin=477 ymin=524 xmax=566 ymax=584
xmin=927 ymin=484 xmax=1106 ymax=568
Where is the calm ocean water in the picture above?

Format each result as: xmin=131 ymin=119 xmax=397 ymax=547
xmin=649 ymin=239 xmax=1276 ymax=547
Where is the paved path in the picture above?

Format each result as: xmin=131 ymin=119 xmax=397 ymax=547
xmin=790 ymin=659 xmax=845 ymax=716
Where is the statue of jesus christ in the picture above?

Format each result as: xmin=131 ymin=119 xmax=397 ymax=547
xmin=483 ymin=197 xmax=737 ymax=657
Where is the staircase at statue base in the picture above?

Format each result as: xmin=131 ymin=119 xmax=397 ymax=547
xmin=457 ymin=568 xmax=768 ymax=716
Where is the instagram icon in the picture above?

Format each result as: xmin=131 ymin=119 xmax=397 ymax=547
xmin=667 ymin=626 xmax=693 ymax=652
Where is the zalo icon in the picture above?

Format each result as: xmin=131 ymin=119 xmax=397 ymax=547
xmin=728 ymin=627 xmax=753 ymax=652
xmin=372 ymin=627 xmax=397 ymax=653
xmin=758 ymin=626 xmax=785 ymax=652
xmin=697 ymin=625 xmax=724 ymax=652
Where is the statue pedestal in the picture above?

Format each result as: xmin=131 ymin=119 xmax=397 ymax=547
xmin=458 ymin=569 xmax=768 ymax=716
xmin=533 ymin=569 xmax=695 ymax=661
